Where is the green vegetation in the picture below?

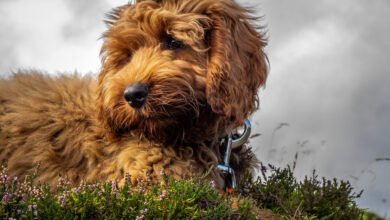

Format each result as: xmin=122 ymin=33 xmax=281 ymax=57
xmin=0 ymin=165 xmax=255 ymax=219
xmin=238 ymin=163 xmax=365 ymax=219
xmin=0 ymin=163 xmax=380 ymax=219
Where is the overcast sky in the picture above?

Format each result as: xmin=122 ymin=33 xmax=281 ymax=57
xmin=1 ymin=0 xmax=389 ymax=216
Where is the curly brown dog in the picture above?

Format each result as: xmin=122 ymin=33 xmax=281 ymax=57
xmin=0 ymin=0 xmax=267 ymax=189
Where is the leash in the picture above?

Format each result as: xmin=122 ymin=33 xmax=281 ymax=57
xmin=217 ymin=119 xmax=251 ymax=191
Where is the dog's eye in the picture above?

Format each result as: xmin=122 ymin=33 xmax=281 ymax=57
xmin=165 ymin=36 xmax=185 ymax=50
xmin=124 ymin=49 xmax=132 ymax=59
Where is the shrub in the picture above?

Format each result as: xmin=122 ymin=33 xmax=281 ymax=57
xmin=0 ymin=163 xmax=374 ymax=219
xmin=0 ymin=165 xmax=255 ymax=219
xmin=237 ymin=163 xmax=364 ymax=219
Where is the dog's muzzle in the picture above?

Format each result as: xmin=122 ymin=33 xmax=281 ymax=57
xmin=123 ymin=83 xmax=149 ymax=108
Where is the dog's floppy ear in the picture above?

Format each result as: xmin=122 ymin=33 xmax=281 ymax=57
xmin=206 ymin=4 xmax=268 ymax=126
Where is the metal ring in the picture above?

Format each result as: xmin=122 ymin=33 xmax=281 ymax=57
xmin=231 ymin=119 xmax=251 ymax=148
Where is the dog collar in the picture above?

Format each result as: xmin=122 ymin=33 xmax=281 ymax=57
xmin=217 ymin=119 xmax=251 ymax=189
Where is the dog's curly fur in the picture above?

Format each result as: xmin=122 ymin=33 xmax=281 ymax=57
xmin=0 ymin=0 xmax=267 ymax=189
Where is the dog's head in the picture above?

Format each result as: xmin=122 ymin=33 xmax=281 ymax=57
xmin=97 ymin=0 xmax=267 ymax=144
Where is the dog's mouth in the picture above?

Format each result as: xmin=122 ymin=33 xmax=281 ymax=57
xmin=118 ymin=93 xmax=203 ymax=144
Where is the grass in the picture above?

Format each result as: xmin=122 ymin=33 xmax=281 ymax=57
xmin=0 ymin=163 xmax=382 ymax=219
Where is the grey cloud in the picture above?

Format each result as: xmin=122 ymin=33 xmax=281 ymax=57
xmin=0 ymin=29 xmax=19 ymax=75
xmin=259 ymin=0 xmax=332 ymax=44
xmin=0 ymin=3 xmax=20 ymax=75
xmin=251 ymin=0 xmax=390 ymax=215
xmin=62 ymin=0 xmax=110 ymax=39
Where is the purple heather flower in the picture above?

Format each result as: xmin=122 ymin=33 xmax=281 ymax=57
xmin=58 ymin=192 xmax=67 ymax=207
xmin=1 ymin=174 xmax=8 ymax=185
xmin=138 ymin=185 xmax=145 ymax=194
xmin=135 ymin=208 xmax=148 ymax=220
xmin=28 ymin=205 xmax=33 ymax=212
xmin=210 ymin=180 xmax=217 ymax=188
xmin=111 ymin=181 xmax=118 ymax=195
xmin=6 ymin=175 xmax=11 ymax=184
xmin=2 ymin=193 xmax=10 ymax=205
xmin=141 ymin=208 xmax=148 ymax=215
xmin=135 ymin=214 xmax=145 ymax=220
xmin=160 ymin=190 xmax=167 ymax=201
xmin=73 ymin=187 xmax=81 ymax=195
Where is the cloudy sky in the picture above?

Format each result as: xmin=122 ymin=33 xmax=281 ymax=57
xmin=1 ymin=0 xmax=389 ymax=216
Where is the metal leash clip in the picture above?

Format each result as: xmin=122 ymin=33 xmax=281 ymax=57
xmin=217 ymin=119 xmax=251 ymax=189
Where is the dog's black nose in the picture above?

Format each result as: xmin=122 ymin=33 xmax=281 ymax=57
xmin=123 ymin=84 xmax=149 ymax=108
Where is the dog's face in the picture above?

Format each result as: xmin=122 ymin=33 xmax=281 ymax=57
xmin=97 ymin=0 xmax=267 ymax=144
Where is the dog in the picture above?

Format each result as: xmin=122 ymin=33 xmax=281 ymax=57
xmin=0 ymin=0 xmax=267 ymax=189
